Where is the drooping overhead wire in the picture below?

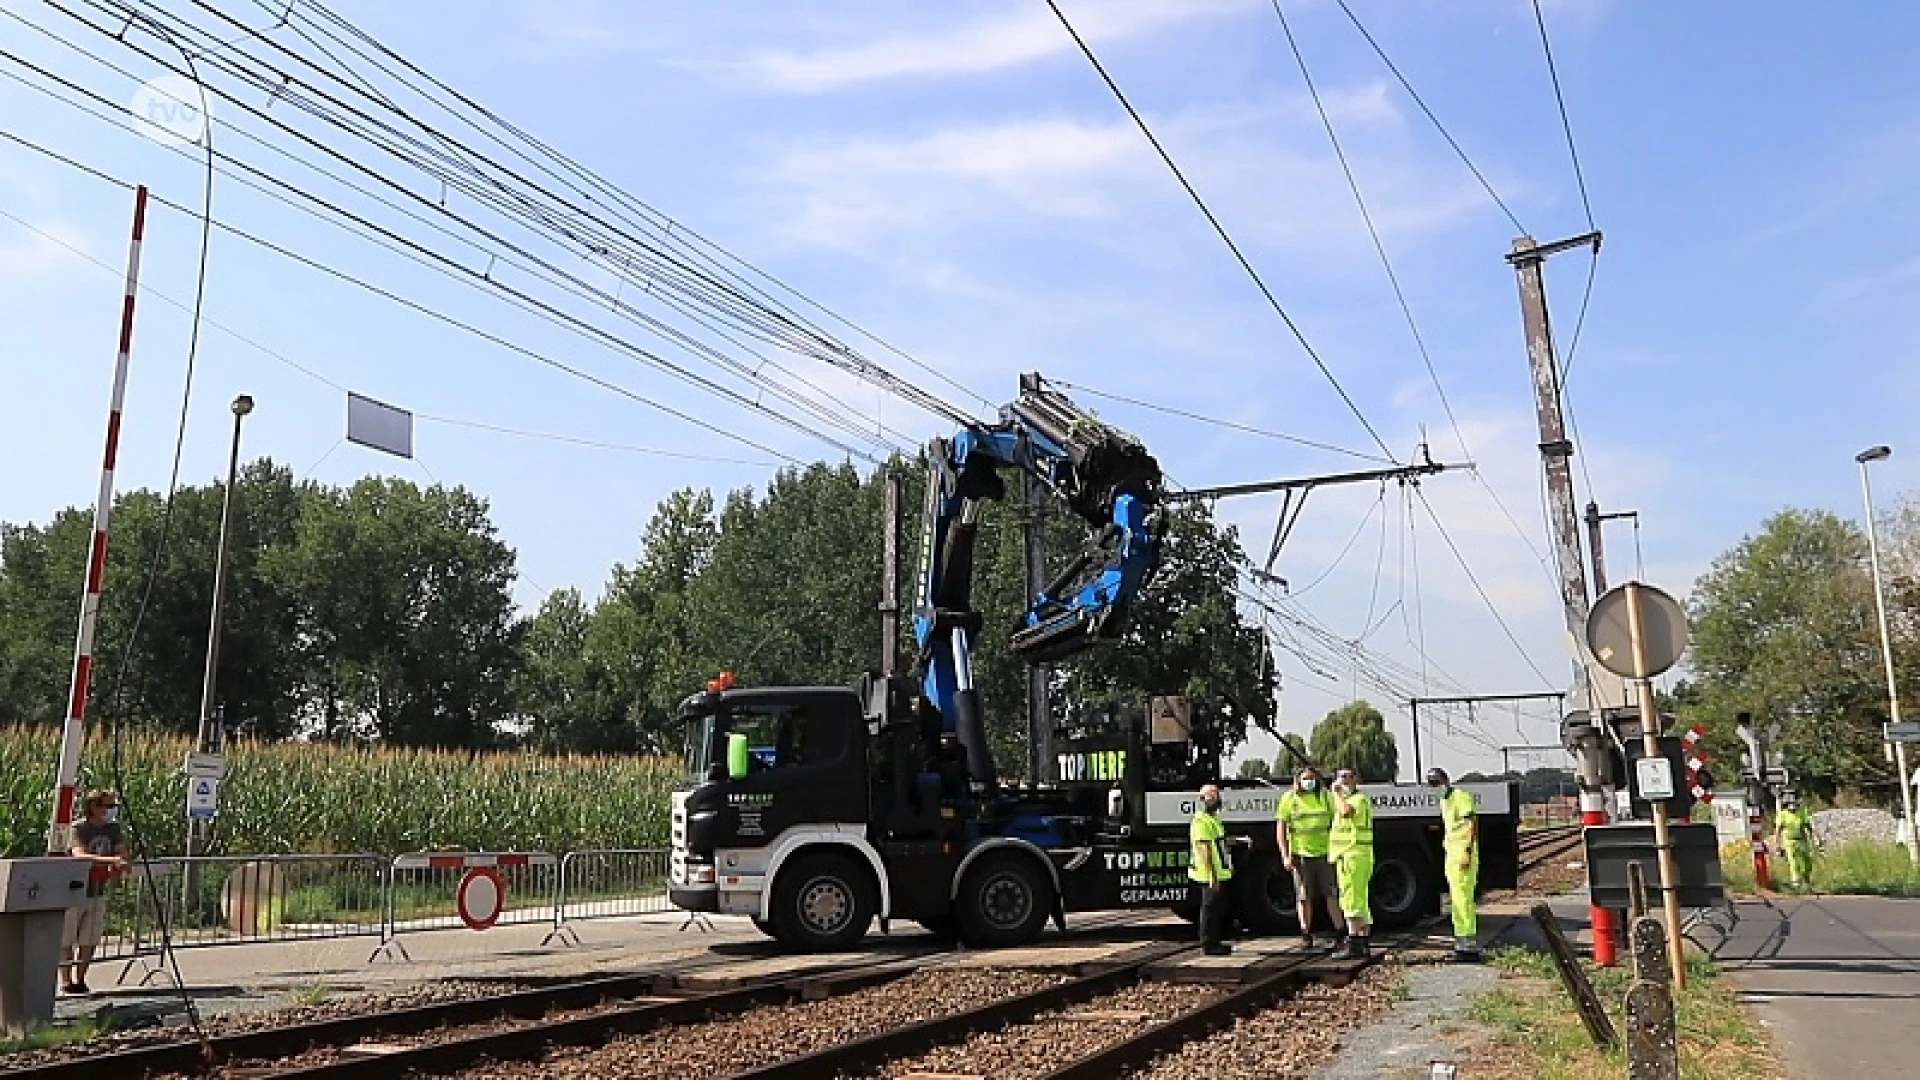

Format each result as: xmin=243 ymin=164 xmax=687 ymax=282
xmin=1042 ymin=0 xmax=1397 ymax=463
xmin=1529 ymin=0 xmax=1594 ymax=232
xmin=1330 ymin=0 xmax=1526 ymax=236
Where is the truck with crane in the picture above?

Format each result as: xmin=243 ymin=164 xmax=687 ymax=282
xmin=667 ymin=375 xmax=1519 ymax=950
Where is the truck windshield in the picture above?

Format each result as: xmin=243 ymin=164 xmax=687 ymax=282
xmin=683 ymin=716 xmax=720 ymax=782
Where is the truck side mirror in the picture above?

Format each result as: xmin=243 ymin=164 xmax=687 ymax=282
xmin=727 ymin=732 xmax=749 ymax=780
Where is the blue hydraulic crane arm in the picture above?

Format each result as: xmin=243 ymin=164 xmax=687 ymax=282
xmin=913 ymin=374 xmax=1165 ymax=788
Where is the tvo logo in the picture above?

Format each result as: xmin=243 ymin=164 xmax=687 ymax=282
xmin=130 ymin=75 xmax=211 ymax=147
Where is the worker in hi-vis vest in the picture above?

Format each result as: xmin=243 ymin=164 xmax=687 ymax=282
xmin=1328 ymin=768 xmax=1374 ymax=960
xmin=1429 ymin=768 xmax=1482 ymax=961
xmin=1276 ymin=765 xmax=1346 ymax=950
xmin=1189 ymin=782 xmax=1234 ymax=956
xmin=1773 ymin=794 xmax=1815 ymax=888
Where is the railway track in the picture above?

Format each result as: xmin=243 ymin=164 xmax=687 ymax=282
xmin=1517 ymin=823 xmax=1584 ymax=875
xmin=0 ymin=911 xmax=1167 ymax=1080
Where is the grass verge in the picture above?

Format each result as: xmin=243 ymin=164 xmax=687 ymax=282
xmin=1720 ymin=839 xmax=1920 ymax=897
xmin=0 ymin=1017 xmax=104 ymax=1055
xmin=1464 ymin=946 xmax=1782 ymax=1080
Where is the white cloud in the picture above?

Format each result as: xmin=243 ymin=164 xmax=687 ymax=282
xmin=742 ymin=0 xmax=1244 ymax=93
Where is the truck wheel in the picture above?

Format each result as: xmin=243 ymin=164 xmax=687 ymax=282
xmin=1369 ymin=846 xmax=1438 ymax=930
xmin=955 ymin=853 xmax=1052 ymax=948
xmin=770 ymin=852 xmax=875 ymax=951
xmin=1234 ymin=856 xmax=1299 ymax=935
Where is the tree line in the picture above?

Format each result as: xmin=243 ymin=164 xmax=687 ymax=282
xmin=0 ymin=457 xmax=1276 ymax=773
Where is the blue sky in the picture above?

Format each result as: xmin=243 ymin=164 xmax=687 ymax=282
xmin=4 ymin=0 xmax=1918 ymax=778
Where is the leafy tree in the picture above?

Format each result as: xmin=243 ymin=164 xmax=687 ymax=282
xmin=1236 ymin=757 xmax=1272 ymax=780
xmin=1307 ymin=700 xmax=1398 ymax=782
xmin=1681 ymin=509 xmax=1891 ymax=800
xmin=515 ymin=589 xmax=631 ymax=752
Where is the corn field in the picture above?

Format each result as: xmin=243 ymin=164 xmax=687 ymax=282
xmin=0 ymin=726 xmax=679 ymax=857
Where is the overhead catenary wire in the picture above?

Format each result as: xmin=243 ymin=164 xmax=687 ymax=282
xmin=11 ymin=10 xmax=909 ymax=462
xmin=1412 ymin=486 xmax=1554 ymax=688
xmin=1042 ymin=378 xmax=1391 ymax=463
xmin=1265 ymin=0 xmax=1560 ymax=596
xmin=0 ymin=202 xmax=786 ymax=470
xmin=122 ymin=0 xmax=979 ymax=431
xmin=1042 ymin=0 xmax=1398 ymax=463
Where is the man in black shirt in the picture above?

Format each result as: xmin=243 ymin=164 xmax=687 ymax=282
xmin=61 ymin=789 xmax=128 ymax=995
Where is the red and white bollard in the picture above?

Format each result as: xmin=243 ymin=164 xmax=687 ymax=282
xmin=1747 ymin=801 xmax=1772 ymax=891
xmin=1581 ymin=788 xmax=1617 ymax=966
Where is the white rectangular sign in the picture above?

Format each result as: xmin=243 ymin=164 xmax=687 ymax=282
xmin=1635 ymin=757 xmax=1675 ymax=800
xmin=1145 ymin=782 xmax=1513 ymax=827
xmin=182 ymin=751 xmax=224 ymax=779
xmin=346 ymin=392 xmax=414 ymax=459
xmin=1710 ymin=790 xmax=1748 ymax=846
xmin=1884 ymin=721 xmax=1920 ymax=743
xmin=186 ymin=777 xmax=219 ymax=820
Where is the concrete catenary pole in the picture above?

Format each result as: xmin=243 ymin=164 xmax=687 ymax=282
xmin=47 ymin=185 xmax=148 ymax=856
xmin=1509 ymin=231 xmax=1618 ymax=964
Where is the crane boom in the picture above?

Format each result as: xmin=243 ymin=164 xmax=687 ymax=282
xmin=913 ymin=372 xmax=1165 ymax=789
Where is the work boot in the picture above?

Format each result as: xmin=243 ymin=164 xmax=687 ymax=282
xmin=1349 ymin=936 xmax=1370 ymax=960
xmin=1301 ymin=931 xmax=1316 ymax=950
xmin=1331 ymin=936 xmax=1359 ymax=960
xmin=1203 ymin=943 xmax=1232 ymax=956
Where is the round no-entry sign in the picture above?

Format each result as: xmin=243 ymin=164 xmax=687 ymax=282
xmin=455 ymin=867 xmax=504 ymax=931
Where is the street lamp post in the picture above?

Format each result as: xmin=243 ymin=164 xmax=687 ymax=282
xmin=186 ymin=395 xmax=252 ymax=874
xmin=1856 ymin=444 xmax=1920 ymax=865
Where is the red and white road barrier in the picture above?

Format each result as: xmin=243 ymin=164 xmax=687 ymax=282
xmin=47 ymin=185 xmax=148 ymax=856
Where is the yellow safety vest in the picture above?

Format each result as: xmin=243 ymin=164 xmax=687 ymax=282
xmin=1440 ymin=787 xmax=1477 ymax=855
xmin=1329 ymin=791 xmax=1374 ymax=857
xmin=1189 ymin=809 xmax=1233 ymax=882
xmin=1776 ymin=806 xmax=1811 ymax=845
xmin=1277 ymin=788 xmax=1334 ymax=858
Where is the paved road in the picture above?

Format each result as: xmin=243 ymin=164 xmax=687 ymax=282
xmin=1714 ymin=895 xmax=1920 ymax=1078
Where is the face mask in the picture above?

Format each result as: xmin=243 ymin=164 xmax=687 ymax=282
xmin=1299 ymin=779 xmax=1318 ymax=792
xmin=1202 ymin=797 xmax=1221 ymax=812
xmin=103 ymin=807 xmax=119 ymax=824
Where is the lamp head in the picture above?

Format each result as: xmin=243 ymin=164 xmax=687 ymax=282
xmin=232 ymin=394 xmax=255 ymax=417
xmin=1857 ymin=445 xmax=1891 ymax=464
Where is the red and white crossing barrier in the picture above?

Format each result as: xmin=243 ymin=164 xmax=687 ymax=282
xmin=47 ymin=185 xmax=148 ymax=856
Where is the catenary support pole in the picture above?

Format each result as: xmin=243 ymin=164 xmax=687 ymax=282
xmin=1509 ymin=231 xmax=1617 ymax=965
xmin=1585 ymin=501 xmax=1609 ymax=595
xmin=47 ymin=185 xmax=147 ymax=856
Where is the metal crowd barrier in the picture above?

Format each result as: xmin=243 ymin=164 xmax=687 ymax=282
xmin=102 ymin=854 xmax=389 ymax=986
xmin=372 ymin=852 xmax=559 ymax=962
xmin=543 ymin=848 xmax=672 ymax=946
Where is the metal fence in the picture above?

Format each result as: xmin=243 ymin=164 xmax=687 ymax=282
xmin=544 ymin=848 xmax=672 ymax=946
xmin=85 ymin=847 xmax=679 ymax=975
xmin=101 ymin=854 xmax=389 ymax=986
xmin=373 ymin=852 xmax=559 ymax=962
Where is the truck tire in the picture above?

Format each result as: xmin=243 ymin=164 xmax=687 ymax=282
xmin=1370 ymin=845 xmax=1439 ymax=930
xmin=770 ymin=851 xmax=875 ymax=951
xmin=955 ymin=852 xmax=1052 ymax=948
xmin=1234 ymin=856 xmax=1299 ymax=935
xmin=751 ymin=917 xmax=778 ymax=939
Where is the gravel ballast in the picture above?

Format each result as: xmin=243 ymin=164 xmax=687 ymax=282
xmin=872 ymin=978 xmax=1223 ymax=1079
xmin=1138 ymin=965 xmax=1406 ymax=1080
xmin=1811 ymin=808 xmax=1900 ymax=846
xmin=459 ymin=967 xmax=1069 ymax=1079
